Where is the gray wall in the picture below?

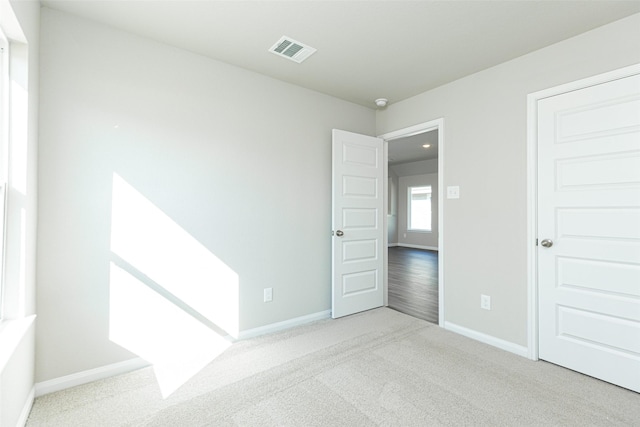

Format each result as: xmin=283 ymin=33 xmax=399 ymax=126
xmin=37 ymin=8 xmax=375 ymax=383
xmin=377 ymin=13 xmax=640 ymax=347
xmin=391 ymin=158 xmax=438 ymax=177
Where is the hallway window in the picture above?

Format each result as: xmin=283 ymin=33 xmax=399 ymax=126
xmin=408 ymin=185 xmax=431 ymax=231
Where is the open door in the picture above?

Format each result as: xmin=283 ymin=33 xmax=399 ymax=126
xmin=331 ymin=129 xmax=384 ymax=318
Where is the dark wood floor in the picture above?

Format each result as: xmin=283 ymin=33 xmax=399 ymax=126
xmin=388 ymin=246 xmax=438 ymax=324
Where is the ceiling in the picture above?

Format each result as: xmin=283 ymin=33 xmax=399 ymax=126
xmin=41 ymin=1 xmax=640 ymax=108
xmin=388 ymin=131 xmax=438 ymax=166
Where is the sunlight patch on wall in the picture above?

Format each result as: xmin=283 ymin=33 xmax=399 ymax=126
xmin=110 ymin=173 xmax=239 ymax=337
xmin=109 ymin=173 xmax=239 ymax=397
xmin=109 ymin=263 xmax=231 ymax=398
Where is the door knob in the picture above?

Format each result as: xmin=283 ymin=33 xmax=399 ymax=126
xmin=541 ymin=239 xmax=553 ymax=248
xmin=336 ymin=230 xmax=344 ymax=237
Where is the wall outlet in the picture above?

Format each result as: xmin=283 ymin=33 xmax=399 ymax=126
xmin=403 ymin=233 xmax=407 ymax=238
xmin=264 ymin=287 xmax=273 ymax=303
xmin=480 ymin=294 xmax=491 ymax=310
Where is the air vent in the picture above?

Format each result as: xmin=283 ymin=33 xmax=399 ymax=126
xmin=269 ymin=36 xmax=317 ymax=63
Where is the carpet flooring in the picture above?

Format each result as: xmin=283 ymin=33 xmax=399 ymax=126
xmin=27 ymin=308 xmax=640 ymax=426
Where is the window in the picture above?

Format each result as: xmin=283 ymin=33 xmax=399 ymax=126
xmin=408 ymin=185 xmax=432 ymax=231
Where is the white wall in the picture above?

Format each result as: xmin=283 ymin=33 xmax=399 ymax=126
xmin=37 ymin=8 xmax=375 ymax=384
xmin=387 ymin=168 xmax=398 ymax=245
xmin=396 ymin=173 xmax=439 ymax=249
xmin=377 ymin=13 xmax=640 ymax=347
xmin=0 ymin=0 xmax=39 ymax=424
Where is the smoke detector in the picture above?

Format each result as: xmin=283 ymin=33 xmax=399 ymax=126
xmin=375 ymin=98 xmax=388 ymax=108
xmin=269 ymin=36 xmax=317 ymax=63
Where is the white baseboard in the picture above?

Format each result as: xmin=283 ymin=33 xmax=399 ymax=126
xmin=34 ymin=311 xmax=331 ymax=397
xmin=35 ymin=358 xmax=149 ymax=397
xmin=398 ymin=243 xmax=438 ymax=251
xmin=17 ymin=386 xmax=35 ymax=427
xmin=444 ymin=321 xmax=529 ymax=358
xmin=238 ymin=309 xmax=332 ymax=340
xmin=388 ymin=243 xmax=398 ymax=247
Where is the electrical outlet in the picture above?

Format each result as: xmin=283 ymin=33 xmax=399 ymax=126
xmin=481 ymin=294 xmax=491 ymax=310
xmin=264 ymin=288 xmax=273 ymax=303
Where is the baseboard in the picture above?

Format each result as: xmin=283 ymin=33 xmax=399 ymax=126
xmin=398 ymin=243 xmax=438 ymax=251
xmin=17 ymin=386 xmax=35 ymax=427
xmin=33 ymin=311 xmax=332 ymax=397
xmin=444 ymin=321 xmax=529 ymax=358
xmin=238 ymin=309 xmax=332 ymax=340
xmin=388 ymin=243 xmax=398 ymax=247
xmin=35 ymin=357 xmax=149 ymax=397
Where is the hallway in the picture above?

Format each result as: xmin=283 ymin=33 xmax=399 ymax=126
xmin=388 ymin=247 xmax=438 ymax=323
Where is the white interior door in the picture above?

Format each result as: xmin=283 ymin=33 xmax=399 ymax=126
xmin=537 ymin=73 xmax=640 ymax=392
xmin=332 ymin=129 xmax=384 ymax=318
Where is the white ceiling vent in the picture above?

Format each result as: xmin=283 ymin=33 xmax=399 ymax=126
xmin=269 ymin=36 xmax=317 ymax=63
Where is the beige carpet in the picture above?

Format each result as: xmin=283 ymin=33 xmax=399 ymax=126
xmin=28 ymin=308 xmax=640 ymax=426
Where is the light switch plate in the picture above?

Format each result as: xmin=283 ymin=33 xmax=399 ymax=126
xmin=481 ymin=294 xmax=491 ymax=310
xmin=447 ymin=186 xmax=460 ymax=199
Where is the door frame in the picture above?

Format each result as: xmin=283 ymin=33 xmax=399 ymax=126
xmin=378 ymin=118 xmax=445 ymax=326
xmin=526 ymin=63 xmax=640 ymax=361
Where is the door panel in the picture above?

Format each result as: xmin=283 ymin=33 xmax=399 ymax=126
xmin=332 ymin=129 xmax=384 ymax=318
xmin=538 ymin=73 xmax=640 ymax=392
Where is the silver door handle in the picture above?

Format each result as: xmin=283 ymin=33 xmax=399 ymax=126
xmin=335 ymin=230 xmax=344 ymax=237
xmin=541 ymin=239 xmax=553 ymax=248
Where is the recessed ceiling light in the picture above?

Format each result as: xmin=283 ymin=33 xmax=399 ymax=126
xmin=422 ymin=144 xmax=431 ymax=148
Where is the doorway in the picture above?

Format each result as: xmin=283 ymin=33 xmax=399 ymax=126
xmin=380 ymin=119 xmax=444 ymax=326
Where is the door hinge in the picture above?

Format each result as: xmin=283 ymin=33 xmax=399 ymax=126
xmin=535 ymin=238 xmax=539 ymax=246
